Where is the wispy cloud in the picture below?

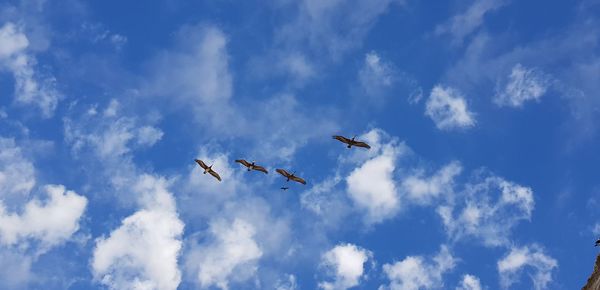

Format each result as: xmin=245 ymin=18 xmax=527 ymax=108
xmin=437 ymin=175 xmax=534 ymax=247
xmin=425 ymin=85 xmax=476 ymax=130
xmin=436 ymin=0 xmax=508 ymax=45
xmin=497 ymin=244 xmax=558 ymax=290
xmin=0 ymin=22 xmax=60 ymax=117
xmin=380 ymin=245 xmax=456 ymax=290
xmin=494 ymin=63 xmax=551 ymax=107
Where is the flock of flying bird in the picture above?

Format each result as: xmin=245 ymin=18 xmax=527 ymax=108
xmin=194 ymin=135 xmax=371 ymax=189
xmin=196 ymin=135 xmax=600 ymax=247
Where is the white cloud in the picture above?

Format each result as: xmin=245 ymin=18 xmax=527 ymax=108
xmin=435 ymin=0 xmax=507 ymax=44
xmin=425 ymin=85 xmax=475 ymax=130
xmin=0 ymin=22 xmax=59 ymax=117
xmin=593 ymin=223 xmax=600 ymax=236
xmin=278 ymin=0 xmax=400 ymax=59
xmin=0 ymin=23 xmax=29 ymax=58
xmin=92 ymin=175 xmax=184 ymax=290
xmin=0 ymin=138 xmax=35 ymax=202
xmin=136 ymin=126 xmax=164 ymax=147
xmin=146 ymin=27 xmax=337 ymax=161
xmin=275 ymin=274 xmax=298 ymax=290
xmin=437 ymin=176 xmax=534 ymax=247
xmin=319 ymin=243 xmax=372 ymax=290
xmin=402 ymin=161 xmax=462 ymax=206
xmin=380 ymin=245 xmax=456 ymax=290
xmin=66 ymin=101 xmax=160 ymax=159
xmin=0 ymin=250 xmax=32 ymax=289
xmin=147 ymin=25 xmax=233 ymax=117
xmin=359 ymin=51 xmax=396 ymax=101
xmin=0 ymin=184 xmax=87 ymax=248
xmin=494 ymin=63 xmax=551 ymax=107
xmin=497 ymin=245 xmax=558 ymax=290
xmin=456 ymin=274 xmax=482 ymax=290
xmin=346 ymin=131 xmax=405 ymax=224
xmin=186 ymin=218 xmax=262 ymax=290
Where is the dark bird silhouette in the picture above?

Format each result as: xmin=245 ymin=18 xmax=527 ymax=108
xmin=280 ymin=186 xmax=289 ymax=191
xmin=276 ymin=169 xmax=306 ymax=185
xmin=333 ymin=135 xmax=371 ymax=149
xmin=195 ymin=159 xmax=221 ymax=181
xmin=596 ymin=238 xmax=599 ymax=247
xmin=235 ymin=159 xmax=268 ymax=173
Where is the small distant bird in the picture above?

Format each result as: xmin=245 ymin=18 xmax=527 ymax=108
xmin=195 ymin=159 xmax=221 ymax=182
xmin=333 ymin=135 xmax=371 ymax=149
xmin=280 ymin=186 xmax=289 ymax=191
xmin=596 ymin=238 xmax=599 ymax=247
xmin=235 ymin=159 xmax=268 ymax=173
xmin=276 ymin=169 xmax=306 ymax=185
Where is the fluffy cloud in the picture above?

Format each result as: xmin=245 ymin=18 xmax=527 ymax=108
xmin=494 ymin=64 xmax=551 ymax=107
xmin=456 ymin=274 xmax=482 ymax=290
xmin=0 ymin=22 xmax=59 ymax=117
xmin=319 ymin=243 xmax=372 ymax=290
xmin=92 ymin=175 xmax=184 ymax=290
xmin=0 ymin=136 xmax=87 ymax=289
xmin=380 ymin=245 xmax=456 ymax=290
xmin=346 ymin=130 xmax=405 ymax=224
xmin=0 ymin=185 xmax=87 ymax=248
xmin=437 ymin=176 xmax=534 ymax=247
xmin=497 ymin=245 xmax=558 ymax=290
xmin=186 ymin=218 xmax=262 ymax=290
xmin=425 ymin=85 xmax=475 ymax=130
xmin=402 ymin=161 xmax=462 ymax=206
xmin=436 ymin=0 xmax=507 ymax=44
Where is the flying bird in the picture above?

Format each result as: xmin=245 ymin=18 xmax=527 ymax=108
xmin=276 ymin=169 xmax=306 ymax=185
xmin=235 ymin=159 xmax=268 ymax=173
xmin=333 ymin=135 xmax=371 ymax=149
xmin=195 ymin=159 xmax=221 ymax=182
xmin=596 ymin=238 xmax=599 ymax=247
xmin=280 ymin=186 xmax=289 ymax=191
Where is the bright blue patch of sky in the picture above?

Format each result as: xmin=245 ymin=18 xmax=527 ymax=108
xmin=1 ymin=0 xmax=599 ymax=289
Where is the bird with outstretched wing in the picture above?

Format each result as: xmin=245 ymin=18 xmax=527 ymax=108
xmin=333 ymin=135 xmax=371 ymax=149
xmin=276 ymin=169 xmax=306 ymax=185
xmin=195 ymin=159 xmax=221 ymax=181
xmin=235 ymin=159 xmax=268 ymax=174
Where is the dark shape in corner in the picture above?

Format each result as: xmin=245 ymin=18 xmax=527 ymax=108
xmin=195 ymin=159 xmax=222 ymax=182
xmin=235 ymin=159 xmax=268 ymax=173
xmin=333 ymin=135 xmax=371 ymax=149
xmin=276 ymin=169 xmax=306 ymax=185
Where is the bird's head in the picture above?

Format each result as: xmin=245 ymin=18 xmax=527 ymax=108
xmin=352 ymin=135 xmax=356 ymax=141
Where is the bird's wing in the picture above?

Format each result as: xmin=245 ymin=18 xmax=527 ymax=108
xmin=276 ymin=169 xmax=290 ymax=177
xmin=209 ymin=170 xmax=221 ymax=181
xmin=195 ymin=159 xmax=209 ymax=169
xmin=290 ymin=176 xmax=306 ymax=185
xmin=352 ymin=141 xmax=371 ymax=149
xmin=253 ymin=165 xmax=268 ymax=174
xmin=333 ymin=135 xmax=351 ymax=144
xmin=235 ymin=159 xmax=251 ymax=167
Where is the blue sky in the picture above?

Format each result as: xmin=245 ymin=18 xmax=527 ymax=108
xmin=1 ymin=0 xmax=599 ymax=289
